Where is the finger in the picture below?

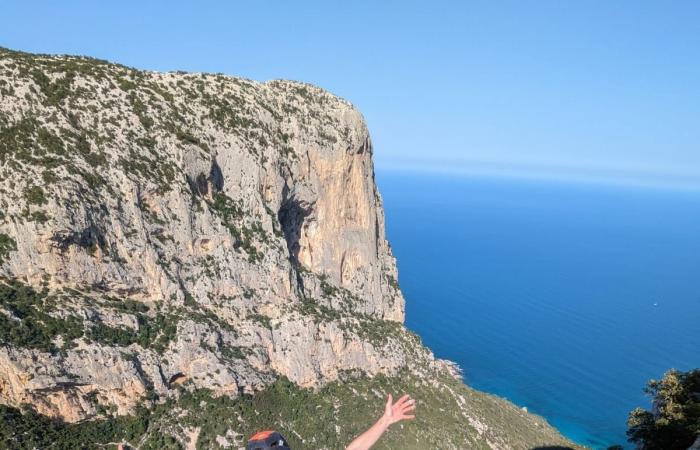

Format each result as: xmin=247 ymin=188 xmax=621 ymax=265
xmin=396 ymin=397 xmax=414 ymax=410
xmin=401 ymin=404 xmax=416 ymax=413
xmin=401 ymin=414 xmax=416 ymax=420
xmin=386 ymin=393 xmax=393 ymax=407
xmin=394 ymin=394 xmax=411 ymax=406
xmin=399 ymin=406 xmax=416 ymax=416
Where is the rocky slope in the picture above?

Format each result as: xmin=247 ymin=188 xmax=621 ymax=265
xmin=0 ymin=47 xmax=580 ymax=449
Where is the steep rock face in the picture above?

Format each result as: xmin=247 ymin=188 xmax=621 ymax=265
xmin=0 ymin=48 xmax=403 ymax=421
xmin=0 ymin=48 xmax=578 ymax=449
xmin=0 ymin=55 xmax=401 ymax=321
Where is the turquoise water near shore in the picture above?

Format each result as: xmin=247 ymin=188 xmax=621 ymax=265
xmin=377 ymin=170 xmax=700 ymax=449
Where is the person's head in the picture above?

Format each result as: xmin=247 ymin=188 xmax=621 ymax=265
xmin=246 ymin=430 xmax=291 ymax=450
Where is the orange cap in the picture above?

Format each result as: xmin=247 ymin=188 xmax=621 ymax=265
xmin=249 ymin=430 xmax=275 ymax=441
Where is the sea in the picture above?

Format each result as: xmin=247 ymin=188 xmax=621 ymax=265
xmin=376 ymin=170 xmax=700 ymax=449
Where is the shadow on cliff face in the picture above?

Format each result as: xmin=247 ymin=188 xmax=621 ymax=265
xmin=187 ymin=159 xmax=224 ymax=197
xmin=277 ymin=185 xmax=314 ymax=265
xmin=278 ymin=184 xmax=316 ymax=296
xmin=50 ymin=226 xmax=106 ymax=253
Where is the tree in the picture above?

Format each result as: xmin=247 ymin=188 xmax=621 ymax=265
xmin=627 ymin=368 xmax=700 ymax=450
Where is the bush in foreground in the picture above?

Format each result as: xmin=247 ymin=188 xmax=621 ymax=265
xmin=627 ymin=368 xmax=700 ymax=450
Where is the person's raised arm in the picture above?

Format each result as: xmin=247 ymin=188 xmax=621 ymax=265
xmin=345 ymin=393 xmax=416 ymax=450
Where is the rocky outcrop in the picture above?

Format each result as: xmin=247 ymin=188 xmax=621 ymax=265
xmin=0 ymin=48 xmax=578 ymax=449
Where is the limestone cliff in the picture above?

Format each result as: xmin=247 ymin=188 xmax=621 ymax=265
xmin=0 ymin=48 xmax=580 ymax=449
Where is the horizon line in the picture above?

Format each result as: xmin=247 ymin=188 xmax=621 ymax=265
xmin=375 ymin=160 xmax=700 ymax=194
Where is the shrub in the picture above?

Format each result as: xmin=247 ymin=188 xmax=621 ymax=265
xmin=0 ymin=233 xmax=17 ymax=264
xmin=626 ymin=368 xmax=700 ymax=450
xmin=88 ymin=313 xmax=178 ymax=353
xmin=24 ymin=185 xmax=47 ymax=205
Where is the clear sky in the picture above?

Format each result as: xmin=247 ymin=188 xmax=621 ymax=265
xmin=3 ymin=1 xmax=700 ymax=188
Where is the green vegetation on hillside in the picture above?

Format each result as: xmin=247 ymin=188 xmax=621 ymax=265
xmin=0 ymin=233 xmax=16 ymax=264
xmin=88 ymin=313 xmax=178 ymax=353
xmin=23 ymin=185 xmax=47 ymax=205
xmin=29 ymin=68 xmax=74 ymax=107
xmin=208 ymin=192 xmax=268 ymax=263
xmin=0 ymin=369 xmax=573 ymax=450
xmin=626 ymin=368 xmax=700 ymax=450
xmin=0 ymin=280 xmax=83 ymax=352
xmin=0 ymin=280 xmax=179 ymax=353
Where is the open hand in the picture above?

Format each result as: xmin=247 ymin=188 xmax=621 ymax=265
xmin=345 ymin=393 xmax=417 ymax=450
xmin=382 ymin=394 xmax=416 ymax=425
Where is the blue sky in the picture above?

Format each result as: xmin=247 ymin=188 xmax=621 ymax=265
xmin=3 ymin=1 xmax=700 ymax=188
